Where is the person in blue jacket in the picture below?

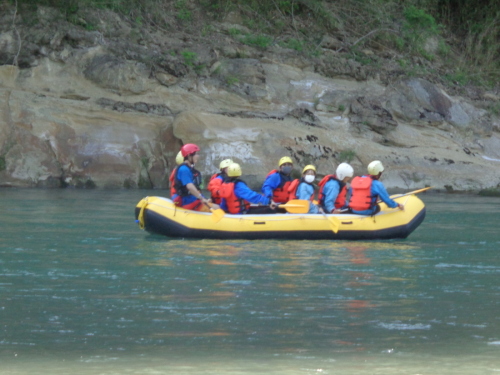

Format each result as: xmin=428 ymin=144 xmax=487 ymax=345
xmin=318 ymin=162 xmax=354 ymax=213
xmin=220 ymin=163 xmax=277 ymax=214
xmin=261 ymin=156 xmax=294 ymax=205
xmin=348 ymin=160 xmax=404 ymax=215
xmin=292 ymin=165 xmax=321 ymax=214
xmin=173 ymin=143 xmax=216 ymax=211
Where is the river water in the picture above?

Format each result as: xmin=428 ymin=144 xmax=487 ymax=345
xmin=0 ymin=189 xmax=499 ymax=374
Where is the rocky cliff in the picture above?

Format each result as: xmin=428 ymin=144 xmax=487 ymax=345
xmin=1 ymin=4 xmax=500 ymax=191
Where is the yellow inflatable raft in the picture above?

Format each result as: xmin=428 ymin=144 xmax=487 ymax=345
xmin=134 ymin=193 xmax=426 ymax=240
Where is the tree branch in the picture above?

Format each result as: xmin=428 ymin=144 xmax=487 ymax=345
xmin=337 ymin=28 xmax=398 ymax=53
xmin=11 ymin=0 xmax=22 ymax=67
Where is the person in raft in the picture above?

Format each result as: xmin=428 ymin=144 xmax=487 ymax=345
xmin=169 ymin=151 xmax=184 ymax=199
xmin=288 ymin=165 xmax=321 ymax=214
xmin=348 ymin=160 xmax=404 ymax=215
xmin=220 ymin=163 xmax=277 ymax=214
xmin=261 ymin=156 xmax=294 ymax=205
xmin=173 ymin=143 xmax=216 ymax=211
xmin=318 ymin=162 xmax=354 ymax=213
xmin=207 ymin=158 xmax=233 ymax=205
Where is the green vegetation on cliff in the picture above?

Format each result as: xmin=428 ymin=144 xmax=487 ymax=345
xmin=6 ymin=0 xmax=500 ymax=89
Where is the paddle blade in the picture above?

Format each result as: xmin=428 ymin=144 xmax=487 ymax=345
xmin=329 ymin=216 xmax=340 ymax=233
xmin=322 ymin=213 xmax=340 ymax=233
xmin=211 ymin=208 xmax=225 ymax=223
xmin=281 ymin=199 xmax=310 ymax=214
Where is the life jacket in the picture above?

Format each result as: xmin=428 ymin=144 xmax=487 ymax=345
xmin=207 ymin=172 xmax=225 ymax=205
xmin=174 ymin=163 xmax=202 ymax=198
xmin=181 ymin=199 xmax=204 ymax=211
xmin=265 ymin=169 xmax=293 ymax=203
xmin=318 ymin=175 xmax=347 ymax=210
xmin=288 ymin=178 xmax=314 ymax=201
xmin=169 ymin=166 xmax=178 ymax=197
xmin=219 ymin=179 xmax=251 ymax=214
xmin=348 ymin=175 xmax=375 ymax=211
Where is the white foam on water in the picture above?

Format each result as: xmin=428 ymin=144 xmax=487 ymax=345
xmin=378 ymin=322 xmax=431 ymax=330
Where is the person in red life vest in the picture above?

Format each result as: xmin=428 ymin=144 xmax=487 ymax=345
xmin=348 ymin=160 xmax=404 ymax=215
xmin=261 ymin=156 xmax=294 ymax=205
xmin=169 ymin=151 xmax=184 ymax=199
xmin=220 ymin=163 xmax=277 ymax=214
xmin=288 ymin=165 xmax=321 ymax=213
xmin=174 ymin=143 xmax=217 ymax=212
xmin=318 ymin=162 xmax=354 ymax=213
xmin=207 ymin=158 xmax=233 ymax=205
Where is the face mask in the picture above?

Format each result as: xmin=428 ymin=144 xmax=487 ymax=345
xmin=304 ymin=175 xmax=315 ymax=183
xmin=281 ymin=166 xmax=293 ymax=175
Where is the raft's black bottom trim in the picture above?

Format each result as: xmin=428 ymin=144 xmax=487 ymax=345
xmin=136 ymin=207 xmax=426 ymax=240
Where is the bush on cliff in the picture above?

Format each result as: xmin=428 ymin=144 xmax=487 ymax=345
xmin=6 ymin=0 xmax=500 ymax=89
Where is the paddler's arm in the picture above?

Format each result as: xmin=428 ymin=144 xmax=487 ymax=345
xmin=373 ymin=181 xmax=404 ymax=210
xmin=235 ymin=182 xmax=277 ymax=209
xmin=323 ymin=180 xmax=339 ymax=213
xmin=186 ymin=182 xmax=219 ymax=209
xmin=236 ymin=182 xmax=269 ymax=205
xmin=261 ymin=173 xmax=280 ymax=199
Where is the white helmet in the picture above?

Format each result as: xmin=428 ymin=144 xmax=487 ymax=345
xmin=219 ymin=159 xmax=233 ymax=170
xmin=175 ymin=151 xmax=184 ymax=165
xmin=367 ymin=160 xmax=384 ymax=176
xmin=336 ymin=163 xmax=354 ymax=181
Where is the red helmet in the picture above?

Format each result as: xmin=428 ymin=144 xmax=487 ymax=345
xmin=180 ymin=143 xmax=200 ymax=157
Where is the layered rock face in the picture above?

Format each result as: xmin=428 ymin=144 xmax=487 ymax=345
xmin=1 ymin=6 xmax=499 ymax=191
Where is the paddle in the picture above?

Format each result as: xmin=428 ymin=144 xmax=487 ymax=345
xmin=321 ymin=211 xmax=340 ymax=233
xmin=203 ymin=201 xmax=225 ymax=223
xmin=210 ymin=207 xmax=225 ymax=223
xmin=372 ymin=186 xmax=432 ymax=212
xmin=388 ymin=187 xmax=432 ymax=200
xmin=375 ymin=187 xmax=432 ymax=204
xmin=332 ymin=187 xmax=432 ymax=215
xmin=277 ymin=200 xmax=340 ymax=232
xmin=277 ymin=199 xmax=310 ymax=214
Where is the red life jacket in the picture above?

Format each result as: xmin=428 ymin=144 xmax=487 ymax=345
xmin=318 ymin=175 xmax=347 ymax=210
xmin=220 ymin=179 xmax=251 ymax=214
xmin=288 ymin=178 xmax=314 ymax=201
xmin=265 ymin=169 xmax=292 ymax=203
xmin=181 ymin=199 xmax=204 ymax=211
xmin=169 ymin=166 xmax=178 ymax=197
xmin=348 ymin=176 xmax=374 ymax=211
xmin=207 ymin=173 xmax=224 ymax=205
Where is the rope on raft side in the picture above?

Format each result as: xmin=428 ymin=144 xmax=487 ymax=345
xmin=137 ymin=197 xmax=149 ymax=230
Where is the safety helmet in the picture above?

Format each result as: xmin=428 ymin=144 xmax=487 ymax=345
xmin=278 ymin=156 xmax=293 ymax=167
xmin=219 ymin=159 xmax=233 ymax=170
xmin=336 ymin=163 xmax=354 ymax=180
xmin=180 ymin=143 xmax=200 ymax=157
xmin=175 ymin=151 xmax=184 ymax=165
xmin=227 ymin=163 xmax=242 ymax=177
xmin=367 ymin=160 xmax=384 ymax=175
xmin=302 ymin=165 xmax=316 ymax=174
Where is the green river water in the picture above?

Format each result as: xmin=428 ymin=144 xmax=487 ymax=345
xmin=0 ymin=189 xmax=499 ymax=374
